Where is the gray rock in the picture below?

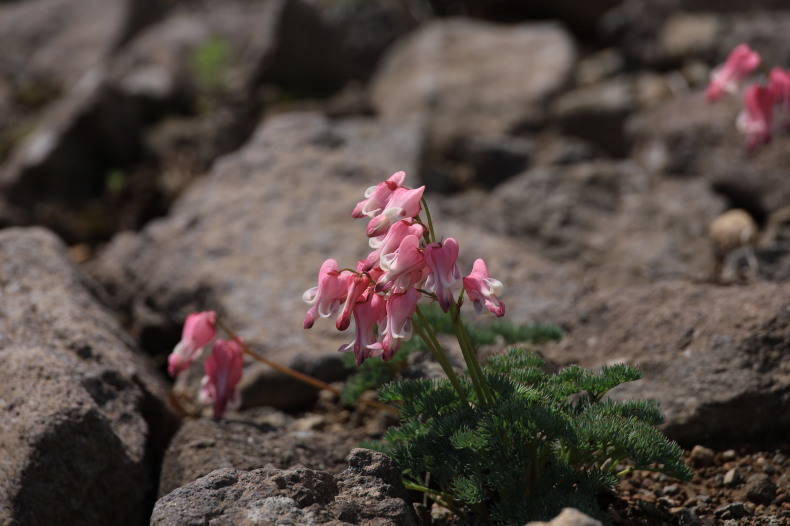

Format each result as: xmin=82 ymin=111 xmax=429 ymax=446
xmin=151 ymin=449 xmax=419 ymax=525
xmin=0 ymin=228 xmax=175 ymax=526
xmin=370 ymin=19 xmax=575 ymax=148
xmin=689 ymin=445 xmax=716 ymax=468
xmin=159 ymin=416 xmax=368 ymax=497
xmin=534 ymin=280 xmax=790 ymax=443
xmin=0 ymin=0 xmax=165 ymax=87
xmin=458 ymin=161 xmax=723 ymax=286
xmin=552 ymin=78 xmax=636 ymax=157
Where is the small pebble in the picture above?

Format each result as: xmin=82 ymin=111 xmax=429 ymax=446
xmin=714 ymin=502 xmax=750 ymax=520
xmin=663 ymin=484 xmax=680 ymax=495
xmin=723 ymin=467 xmax=742 ymax=487
xmin=690 ymin=445 xmax=716 ymax=468
xmin=722 ymin=449 xmax=737 ymax=462
xmin=745 ymin=473 xmax=777 ymax=505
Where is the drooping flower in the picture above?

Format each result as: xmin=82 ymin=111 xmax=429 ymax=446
xmin=168 ymin=311 xmax=217 ymax=377
xmin=463 ymin=259 xmax=505 ymax=317
xmin=352 ymin=171 xmax=406 ymax=218
xmin=376 ymin=234 xmax=426 ymax=293
xmin=303 ymin=259 xmax=349 ymax=329
xmin=361 ymin=220 xmax=425 ymax=272
xmin=338 ymin=292 xmax=386 ymax=366
xmin=737 ymin=84 xmax=775 ymax=151
xmin=705 ymin=43 xmax=761 ymax=102
xmin=199 ymin=338 xmax=244 ymax=420
xmin=365 ymin=186 xmax=425 ymax=238
xmin=370 ymin=288 xmax=420 ymax=361
xmin=335 ymin=274 xmax=372 ymax=331
xmin=424 ymin=238 xmax=461 ymax=312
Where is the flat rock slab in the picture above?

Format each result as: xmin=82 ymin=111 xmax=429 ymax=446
xmin=0 ymin=228 xmax=174 ymax=526
xmin=152 ymin=448 xmax=419 ymax=526
xmin=535 ymin=280 xmax=790 ymax=443
xmin=90 ymin=111 xmax=578 ymax=408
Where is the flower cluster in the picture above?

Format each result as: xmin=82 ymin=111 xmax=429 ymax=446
xmin=167 ymin=311 xmax=243 ymax=419
xmin=705 ymin=43 xmax=790 ymax=151
xmin=303 ymin=171 xmax=505 ymax=366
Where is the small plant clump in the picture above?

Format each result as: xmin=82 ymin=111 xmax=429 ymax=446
xmin=378 ymin=347 xmax=692 ymax=524
xmin=299 ymin=171 xmax=691 ymax=524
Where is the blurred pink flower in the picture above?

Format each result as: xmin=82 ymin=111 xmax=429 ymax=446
xmin=737 ymin=84 xmax=775 ymax=151
xmin=167 ymin=311 xmax=217 ymax=377
xmin=463 ymin=259 xmax=506 ymax=317
xmin=705 ymin=43 xmax=761 ymax=102
xmin=338 ymin=293 xmax=386 ymax=365
xmin=424 ymin=238 xmax=461 ymax=312
xmin=769 ymin=67 xmax=790 ymax=121
xmin=303 ymin=259 xmax=349 ymax=329
xmin=200 ymin=339 xmax=244 ymax=420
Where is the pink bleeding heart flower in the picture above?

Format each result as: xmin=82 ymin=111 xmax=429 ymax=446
xmin=705 ymin=43 xmax=761 ymax=102
xmin=303 ymin=259 xmax=350 ymax=329
xmin=424 ymin=238 xmax=461 ymax=312
xmin=769 ymin=67 xmax=790 ymax=121
xmin=370 ymin=288 xmax=420 ymax=361
xmin=168 ymin=311 xmax=217 ymax=377
xmin=366 ymin=186 xmax=425 ymax=238
xmin=737 ymin=84 xmax=775 ymax=151
xmin=199 ymin=338 xmax=244 ymax=420
xmin=352 ymin=171 xmax=407 ymax=218
xmin=463 ymin=259 xmax=505 ymax=317
xmin=336 ymin=274 xmax=372 ymax=331
xmin=338 ymin=292 xmax=386 ymax=366
xmin=376 ymin=234 xmax=426 ymax=293
xmin=361 ymin=220 xmax=424 ymax=272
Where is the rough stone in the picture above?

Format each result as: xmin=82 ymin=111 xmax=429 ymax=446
xmin=370 ymin=19 xmax=575 ymax=147
xmin=533 ymin=280 xmax=790 ymax=443
xmin=745 ymin=473 xmax=778 ymax=505
xmin=0 ymin=227 xmax=175 ymax=526
xmin=159 ymin=416 xmax=368 ymax=497
xmin=151 ymin=449 xmax=419 ymax=525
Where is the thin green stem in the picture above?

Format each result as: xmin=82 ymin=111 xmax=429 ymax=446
xmin=448 ymin=302 xmax=494 ymax=405
xmin=420 ymin=197 xmax=436 ymax=243
xmin=412 ymin=309 xmax=468 ymax=405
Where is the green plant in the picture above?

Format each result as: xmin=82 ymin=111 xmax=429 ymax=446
xmin=378 ymin=347 xmax=692 ymax=524
xmin=190 ymin=36 xmax=231 ymax=112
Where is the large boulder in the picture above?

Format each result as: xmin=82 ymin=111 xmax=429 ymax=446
xmin=535 ymin=280 xmax=790 ymax=443
xmin=0 ymin=228 xmax=175 ymax=526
